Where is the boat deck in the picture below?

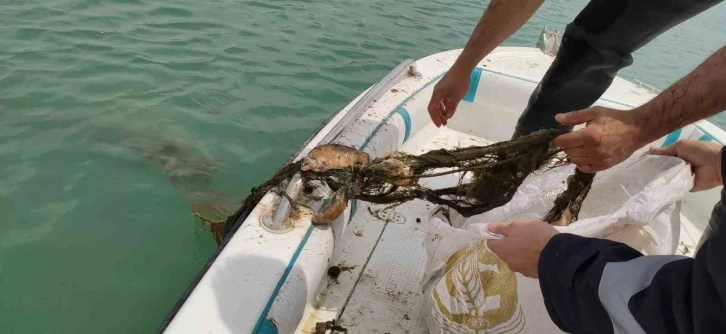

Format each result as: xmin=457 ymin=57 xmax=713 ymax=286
xmin=300 ymin=48 xmax=712 ymax=333
xmin=332 ymin=127 xmax=492 ymax=333
xmin=330 ymin=129 xmax=706 ymax=334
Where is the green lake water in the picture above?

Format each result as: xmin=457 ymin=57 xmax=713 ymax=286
xmin=1 ymin=0 xmax=725 ymax=332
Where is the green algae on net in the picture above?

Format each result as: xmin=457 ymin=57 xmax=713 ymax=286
xmin=208 ymin=130 xmax=594 ymax=245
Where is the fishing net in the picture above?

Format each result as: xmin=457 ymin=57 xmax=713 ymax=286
xmin=206 ymin=130 xmax=593 ymax=244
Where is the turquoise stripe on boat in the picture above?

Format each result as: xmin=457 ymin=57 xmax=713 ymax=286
xmin=258 ymin=318 xmax=279 ymax=334
xmin=662 ymin=129 xmax=682 ymax=147
xmin=359 ymin=72 xmax=445 ymax=150
xmin=394 ymin=107 xmax=412 ymax=142
xmin=349 ymin=199 xmax=358 ymax=222
xmin=699 ymin=133 xmax=715 ymax=142
xmin=463 ymin=67 xmax=483 ymax=102
xmin=694 ymin=123 xmax=725 ymax=144
xmin=253 ymin=224 xmax=315 ymax=334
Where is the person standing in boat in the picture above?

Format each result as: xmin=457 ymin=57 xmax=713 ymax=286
xmin=480 ymin=45 xmax=726 ymax=334
xmin=428 ymin=0 xmax=722 ymax=173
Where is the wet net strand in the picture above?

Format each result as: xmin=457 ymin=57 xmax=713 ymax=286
xmin=207 ymin=130 xmax=594 ymax=244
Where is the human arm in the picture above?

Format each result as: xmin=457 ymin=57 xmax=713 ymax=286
xmin=488 ymin=219 xmax=726 ymax=334
xmin=488 ymin=141 xmax=726 ymax=333
xmin=650 ymin=139 xmax=723 ymax=191
xmin=553 ymin=45 xmax=726 ymax=172
xmin=427 ymin=0 xmax=545 ymax=127
xmin=537 ymin=231 xmax=726 ymax=334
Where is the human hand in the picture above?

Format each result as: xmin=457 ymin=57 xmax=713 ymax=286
xmin=649 ymin=139 xmax=723 ymax=192
xmin=487 ymin=220 xmax=559 ymax=278
xmin=552 ymin=106 xmax=644 ymax=173
xmin=427 ymin=66 xmax=471 ymax=127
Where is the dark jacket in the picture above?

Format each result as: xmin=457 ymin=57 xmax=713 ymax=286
xmin=538 ymin=151 xmax=726 ymax=334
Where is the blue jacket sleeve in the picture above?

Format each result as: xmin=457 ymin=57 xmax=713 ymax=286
xmin=538 ymin=151 xmax=726 ymax=334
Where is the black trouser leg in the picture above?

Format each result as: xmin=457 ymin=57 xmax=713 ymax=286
xmin=697 ymin=191 xmax=725 ymax=253
xmin=513 ymin=0 xmax=723 ymax=137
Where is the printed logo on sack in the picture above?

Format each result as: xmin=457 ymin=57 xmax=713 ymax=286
xmin=432 ymin=241 xmax=524 ymax=333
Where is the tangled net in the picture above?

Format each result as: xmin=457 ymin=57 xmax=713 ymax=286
xmin=209 ymin=130 xmax=594 ymax=244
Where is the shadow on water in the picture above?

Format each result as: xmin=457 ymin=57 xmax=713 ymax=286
xmin=119 ymin=124 xmax=240 ymax=240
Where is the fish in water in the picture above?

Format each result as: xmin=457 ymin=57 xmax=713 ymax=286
xmin=163 ymin=156 xmax=225 ymax=179
xmin=122 ymin=128 xmax=236 ymax=242
xmin=301 ymin=144 xmax=371 ymax=172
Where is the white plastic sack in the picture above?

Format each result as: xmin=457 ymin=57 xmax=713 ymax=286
xmin=423 ymin=153 xmax=693 ymax=334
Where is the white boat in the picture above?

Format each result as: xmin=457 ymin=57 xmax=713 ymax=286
xmin=158 ymin=34 xmax=724 ymax=333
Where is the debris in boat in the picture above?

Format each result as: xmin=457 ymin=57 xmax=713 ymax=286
xmin=407 ymin=65 xmax=421 ymax=77
xmin=301 ymin=144 xmax=371 ymax=172
xmin=298 ymin=180 xmax=333 ymax=204
xmin=329 ymin=129 xmax=572 ymax=217
xmin=373 ymin=152 xmax=412 ymax=186
xmin=338 ymin=263 xmax=357 ymax=272
xmin=327 ymin=266 xmax=341 ymax=279
xmin=678 ymin=241 xmax=690 ymax=255
xmin=543 ymin=170 xmax=595 ymax=225
xmin=354 ymin=230 xmax=363 ymax=237
xmin=314 ymin=320 xmax=348 ymax=334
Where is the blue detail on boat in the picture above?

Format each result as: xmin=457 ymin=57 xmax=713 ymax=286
xmin=394 ymin=107 xmax=412 ymax=142
xmin=463 ymin=68 xmax=483 ymax=102
xmin=694 ymin=123 xmax=725 ymax=144
xmin=360 ymin=72 xmax=446 ymax=150
xmin=699 ymin=133 xmax=715 ymax=142
xmin=349 ymin=199 xmax=358 ymax=222
xmin=662 ymin=129 xmax=682 ymax=147
xmin=257 ymin=318 xmax=279 ymax=334
xmin=253 ymin=225 xmax=315 ymax=334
